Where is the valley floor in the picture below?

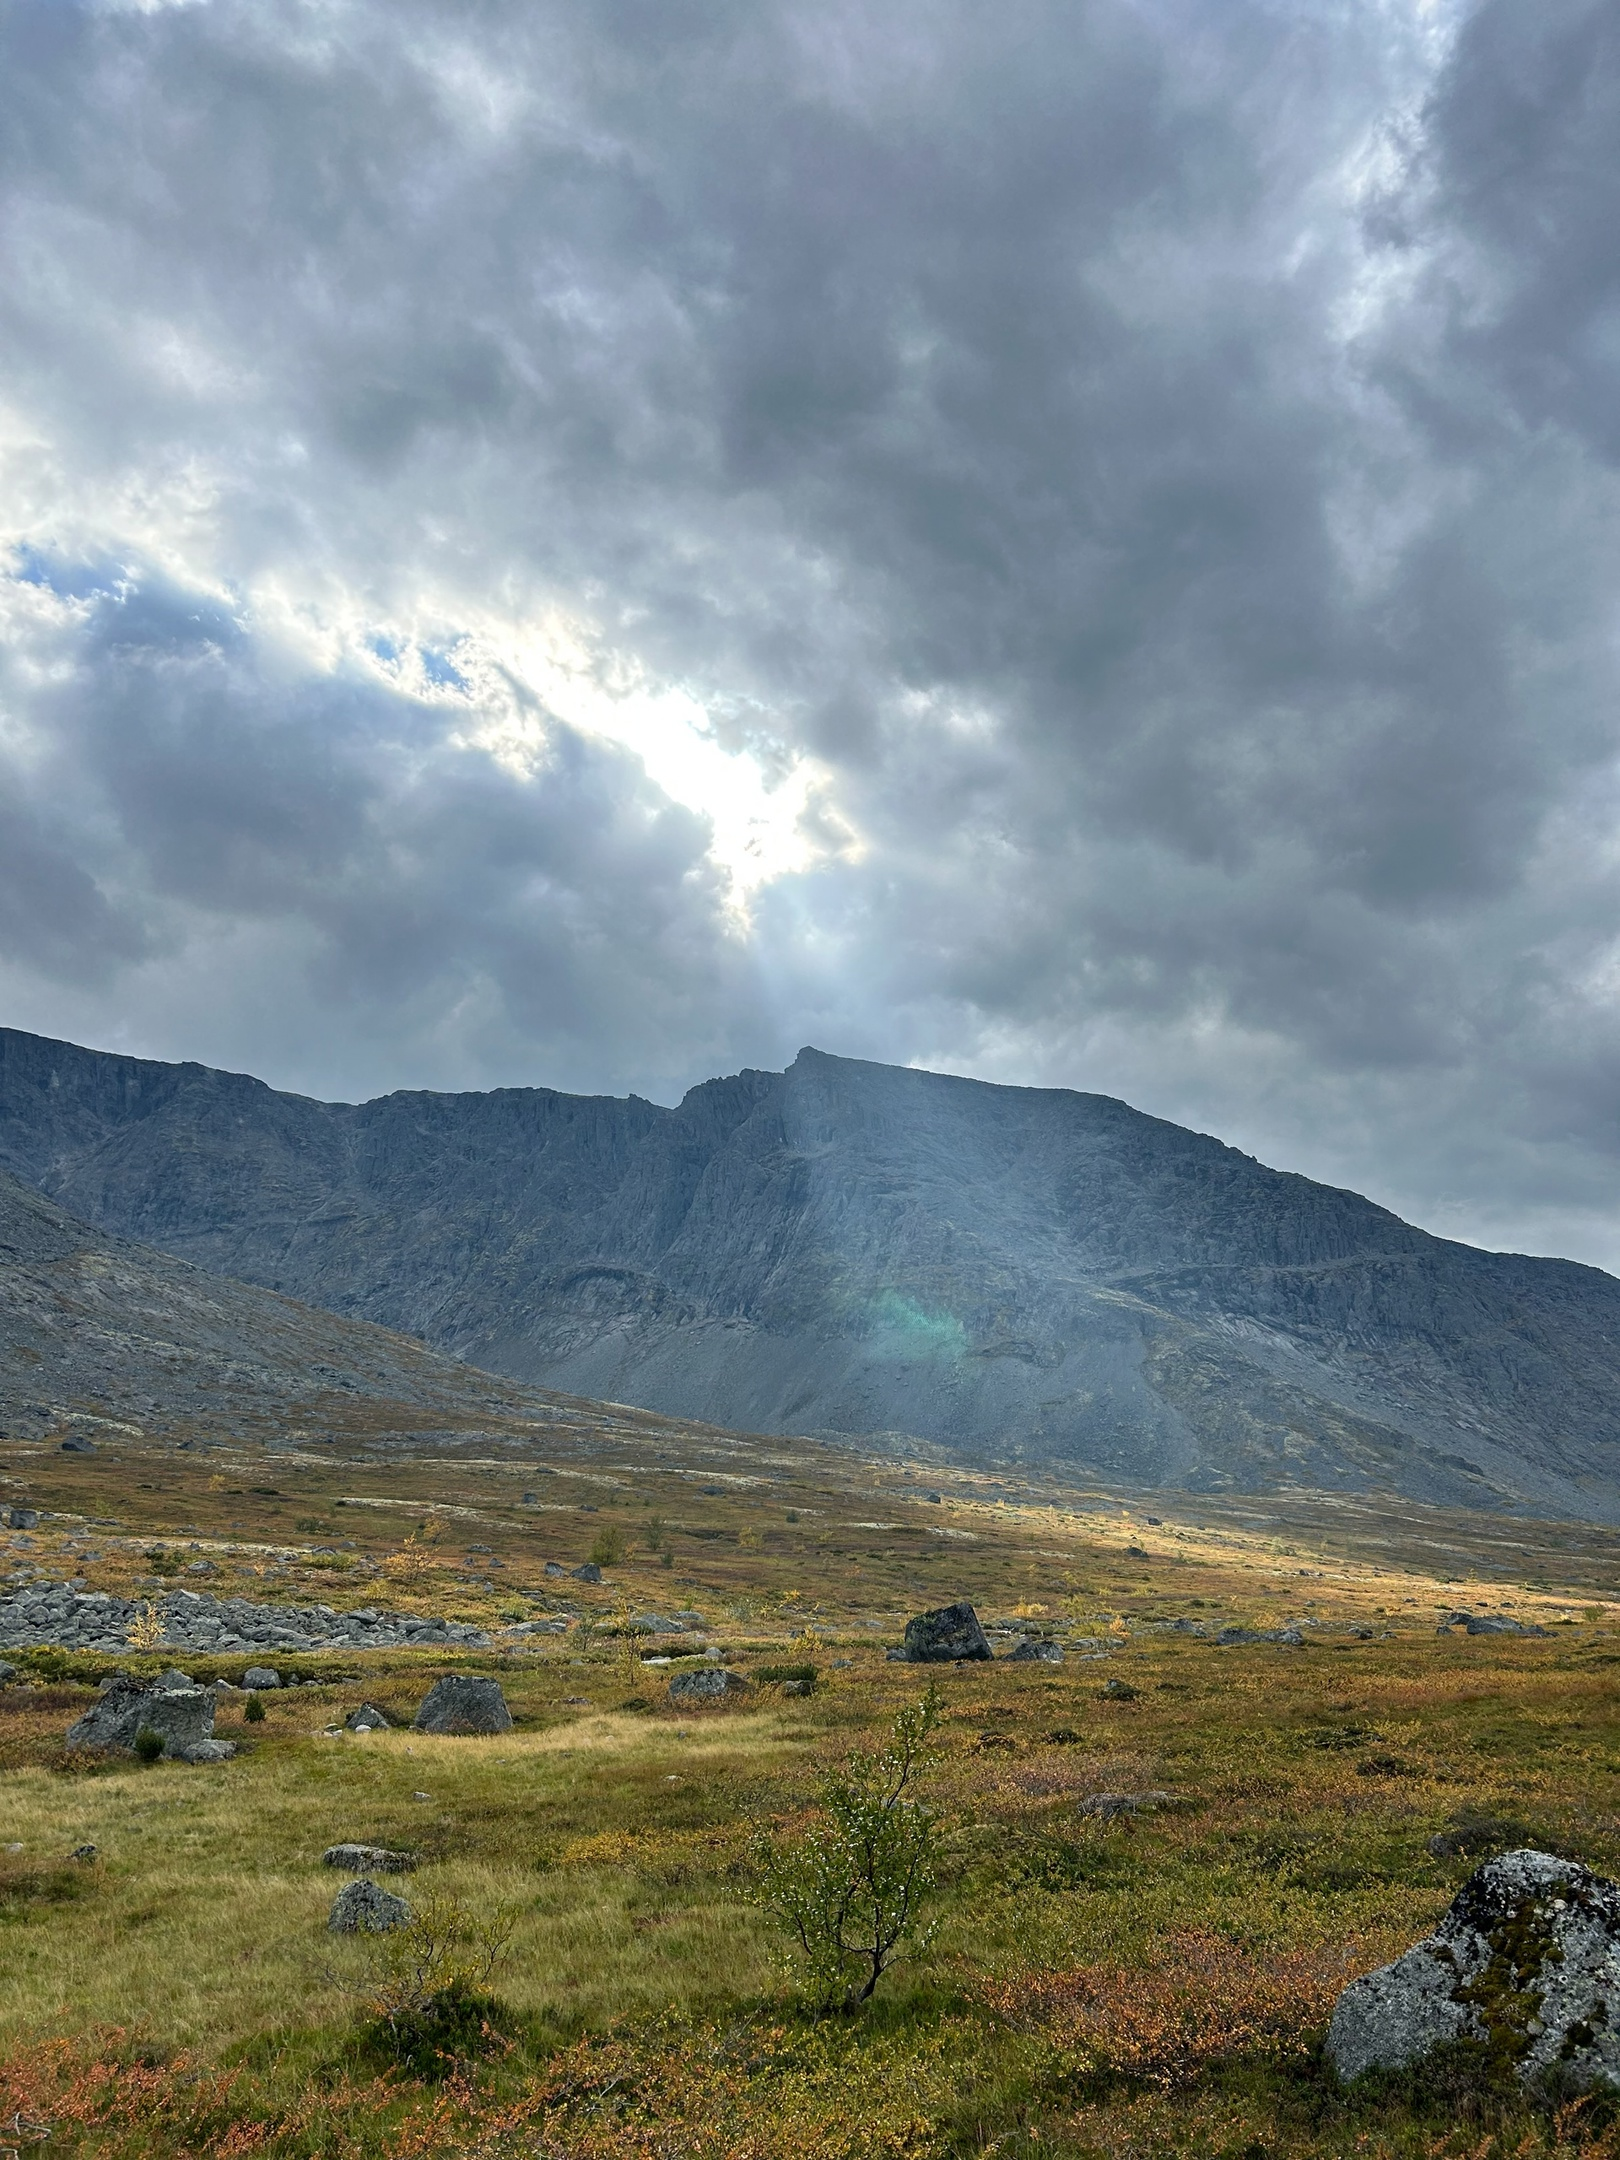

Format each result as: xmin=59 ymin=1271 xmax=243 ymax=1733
xmin=5 ymin=1423 xmax=1620 ymax=2157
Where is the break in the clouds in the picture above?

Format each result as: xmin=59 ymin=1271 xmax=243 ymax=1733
xmin=3 ymin=0 xmax=1620 ymax=1263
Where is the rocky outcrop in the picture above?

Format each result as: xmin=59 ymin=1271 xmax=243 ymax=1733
xmin=65 ymin=1676 xmax=233 ymax=1762
xmin=412 ymin=1676 xmax=512 ymax=1734
xmin=0 ymin=1583 xmax=489 ymax=1656
xmin=1327 ymin=1850 xmax=1620 ymax=2088
xmin=899 ymin=1601 xmax=992 ymax=1663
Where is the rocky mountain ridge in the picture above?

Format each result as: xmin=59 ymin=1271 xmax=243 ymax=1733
xmin=4 ymin=1027 xmax=1620 ymax=1516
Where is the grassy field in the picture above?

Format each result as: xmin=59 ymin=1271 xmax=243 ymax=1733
xmin=6 ymin=1423 xmax=1620 ymax=2157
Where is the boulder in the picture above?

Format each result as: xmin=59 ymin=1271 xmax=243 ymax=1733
xmin=899 ymin=1601 xmax=992 ymax=1663
xmin=1217 ymin=1625 xmax=1305 ymax=1647
xmin=412 ymin=1675 xmax=513 ymax=1734
xmin=242 ymin=1667 xmax=282 ymax=1690
xmin=322 ymin=1843 xmax=416 ymax=1874
xmin=328 ymin=1879 xmax=412 ymax=1933
xmin=60 ymin=1436 xmax=96 ymax=1454
xmin=1327 ymin=1849 xmax=1620 ymax=2088
xmin=65 ymin=1677 xmax=219 ymax=1759
xmin=1008 ymin=1639 xmax=1063 ymax=1663
xmin=1438 ymin=1609 xmax=1548 ymax=1638
xmin=544 ymin=1561 xmax=566 ymax=1576
xmin=157 ymin=1669 xmax=195 ymax=1690
xmin=0 ymin=1661 xmax=15 ymax=1687
xmin=345 ymin=1702 xmax=391 ymax=1731
xmin=669 ymin=1666 xmax=751 ymax=1703
xmin=572 ymin=1562 xmax=603 ymax=1583
xmin=5 ymin=1508 xmax=38 ymax=1530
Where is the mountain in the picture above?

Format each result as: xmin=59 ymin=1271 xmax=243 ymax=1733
xmin=3 ymin=1025 xmax=1619 ymax=1517
xmin=0 ymin=1161 xmax=598 ymax=1450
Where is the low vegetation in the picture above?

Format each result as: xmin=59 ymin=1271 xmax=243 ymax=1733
xmin=6 ymin=1427 xmax=1620 ymax=2154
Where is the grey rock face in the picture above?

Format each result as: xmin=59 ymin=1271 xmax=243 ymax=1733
xmin=323 ymin=1843 xmax=415 ymax=1874
xmin=66 ymin=1677 xmax=218 ymax=1758
xmin=346 ymin=1702 xmax=391 ymax=1730
xmin=328 ymin=1879 xmax=412 ymax=1933
xmin=900 ymin=1601 xmax=992 ymax=1663
xmin=1007 ymin=1639 xmax=1063 ymax=1663
xmin=1328 ymin=1849 xmax=1620 ymax=2087
xmin=15 ymin=1031 xmax=1620 ymax=1514
xmin=669 ymin=1666 xmax=750 ymax=1702
xmin=412 ymin=1675 xmax=512 ymax=1734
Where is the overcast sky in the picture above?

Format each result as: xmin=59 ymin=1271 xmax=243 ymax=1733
xmin=3 ymin=0 xmax=1620 ymax=1264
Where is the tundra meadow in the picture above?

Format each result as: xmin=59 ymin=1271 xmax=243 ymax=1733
xmin=6 ymin=1413 xmax=1620 ymax=2159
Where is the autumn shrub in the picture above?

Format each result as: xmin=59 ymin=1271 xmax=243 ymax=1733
xmin=982 ymin=1928 xmax=1362 ymax=2089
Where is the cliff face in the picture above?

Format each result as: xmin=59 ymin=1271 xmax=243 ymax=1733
xmin=5 ymin=1026 xmax=1620 ymax=1516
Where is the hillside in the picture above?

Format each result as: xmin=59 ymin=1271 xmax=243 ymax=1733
xmin=4 ymin=1028 xmax=1620 ymax=1516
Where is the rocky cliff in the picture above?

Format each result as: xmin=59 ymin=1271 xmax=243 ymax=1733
xmin=4 ymin=1027 xmax=1619 ymax=1516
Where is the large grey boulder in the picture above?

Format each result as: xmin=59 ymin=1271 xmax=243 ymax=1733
xmin=65 ymin=1677 xmax=222 ymax=1760
xmin=1327 ymin=1849 xmax=1620 ymax=2088
xmin=323 ymin=1843 xmax=416 ymax=1874
xmin=5 ymin=1508 xmax=38 ymax=1530
xmin=669 ymin=1666 xmax=750 ymax=1703
xmin=328 ymin=1879 xmax=412 ymax=1933
xmin=899 ymin=1601 xmax=992 ymax=1663
xmin=412 ymin=1675 xmax=513 ymax=1734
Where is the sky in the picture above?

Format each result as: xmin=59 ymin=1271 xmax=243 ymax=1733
xmin=3 ymin=0 xmax=1620 ymax=1266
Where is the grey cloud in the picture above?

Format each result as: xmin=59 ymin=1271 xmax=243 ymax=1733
xmin=2 ymin=0 xmax=1620 ymax=1260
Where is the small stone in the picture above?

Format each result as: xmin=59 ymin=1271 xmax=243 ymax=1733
xmin=1099 ymin=1678 xmax=1139 ymax=1700
xmin=669 ymin=1666 xmax=751 ymax=1703
xmin=412 ymin=1675 xmax=513 ymax=1734
xmin=345 ymin=1702 xmax=391 ymax=1731
xmin=1328 ymin=1849 xmax=1620 ymax=2089
xmin=1078 ymin=1790 xmax=1173 ymax=1820
xmin=322 ymin=1843 xmax=416 ymax=1874
xmin=897 ymin=1600 xmax=993 ymax=1663
xmin=1007 ymin=1639 xmax=1063 ymax=1663
xmin=242 ymin=1667 xmax=282 ymax=1690
xmin=327 ymin=1879 xmax=412 ymax=1934
xmin=69 ymin=1843 xmax=97 ymax=1861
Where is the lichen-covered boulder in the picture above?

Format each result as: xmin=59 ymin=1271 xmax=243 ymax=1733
xmin=65 ymin=1677 xmax=220 ymax=1760
xmin=242 ymin=1667 xmax=282 ymax=1690
xmin=1328 ymin=1849 xmax=1620 ymax=2088
xmin=668 ymin=1666 xmax=750 ymax=1703
xmin=899 ymin=1600 xmax=992 ymax=1663
xmin=328 ymin=1879 xmax=412 ymax=1933
xmin=412 ymin=1675 xmax=513 ymax=1734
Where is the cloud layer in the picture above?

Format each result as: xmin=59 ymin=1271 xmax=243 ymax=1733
xmin=4 ymin=0 xmax=1620 ymax=1261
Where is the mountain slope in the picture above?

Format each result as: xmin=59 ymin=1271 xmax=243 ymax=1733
xmin=0 ymin=1163 xmax=583 ymax=1448
xmin=3 ymin=1027 xmax=1619 ymax=1515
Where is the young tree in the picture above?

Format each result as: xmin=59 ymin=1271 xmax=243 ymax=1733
xmin=755 ymin=1685 xmax=944 ymax=2012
